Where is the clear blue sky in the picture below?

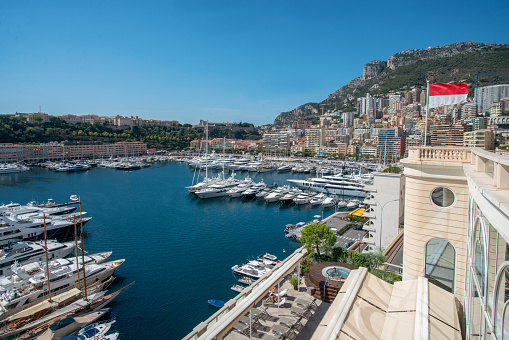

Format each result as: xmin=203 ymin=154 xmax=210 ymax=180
xmin=1 ymin=0 xmax=507 ymax=126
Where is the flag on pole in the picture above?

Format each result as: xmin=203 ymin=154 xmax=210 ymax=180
xmin=428 ymin=82 xmax=469 ymax=108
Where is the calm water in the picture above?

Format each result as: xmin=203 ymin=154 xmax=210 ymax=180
xmin=0 ymin=162 xmax=334 ymax=339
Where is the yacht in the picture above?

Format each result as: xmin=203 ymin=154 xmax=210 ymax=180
xmin=0 ymin=214 xmax=91 ymax=247
xmin=293 ymin=193 xmax=313 ymax=205
xmin=279 ymin=188 xmax=302 ymax=204
xmin=337 ymin=200 xmax=348 ymax=208
xmin=264 ymin=186 xmax=290 ymax=203
xmin=195 ymin=176 xmax=239 ymax=199
xmin=0 ymin=164 xmax=29 ymax=174
xmin=321 ymin=195 xmax=340 ymax=207
xmin=277 ymin=165 xmax=292 ymax=172
xmin=0 ymin=240 xmax=76 ymax=276
xmin=0 ymin=257 xmax=124 ymax=319
xmin=231 ymin=261 xmax=269 ymax=279
xmin=287 ymin=173 xmax=367 ymax=198
xmin=346 ymin=199 xmax=360 ymax=209
xmin=309 ymin=193 xmax=327 ymax=206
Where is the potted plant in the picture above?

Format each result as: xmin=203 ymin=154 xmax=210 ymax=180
xmin=290 ymin=277 xmax=300 ymax=290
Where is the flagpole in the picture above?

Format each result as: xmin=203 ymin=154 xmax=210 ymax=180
xmin=424 ymin=80 xmax=429 ymax=146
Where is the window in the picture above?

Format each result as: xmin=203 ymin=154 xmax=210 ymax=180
xmin=494 ymin=266 xmax=509 ymax=339
xmin=431 ymin=187 xmax=455 ymax=207
xmin=425 ymin=238 xmax=456 ymax=293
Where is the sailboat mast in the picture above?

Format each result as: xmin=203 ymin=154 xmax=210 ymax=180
xmin=73 ymin=215 xmax=81 ymax=290
xmin=43 ymin=214 xmax=52 ymax=302
xmin=205 ymin=121 xmax=209 ymax=180
xmin=79 ymin=199 xmax=88 ymax=301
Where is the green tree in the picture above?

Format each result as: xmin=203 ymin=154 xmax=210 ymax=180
xmin=367 ymin=252 xmax=386 ymax=270
xmin=300 ymin=222 xmax=336 ymax=257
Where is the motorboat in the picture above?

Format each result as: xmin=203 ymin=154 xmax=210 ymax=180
xmin=279 ymin=189 xmax=302 ymax=204
xmin=277 ymin=165 xmax=292 ymax=172
xmin=264 ymin=186 xmax=290 ymax=203
xmin=238 ymin=276 xmax=255 ymax=285
xmin=0 ymin=240 xmax=76 ymax=277
xmin=231 ymin=263 xmax=268 ymax=279
xmin=231 ymin=284 xmax=244 ymax=293
xmin=321 ymin=195 xmax=340 ymax=207
xmin=0 ymin=164 xmax=29 ymax=174
xmin=293 ymin=193 xmax=313 ymax=205
xmin=346 ymin=199 xmax=360 ymax=209
xmin=309 ymin=193 xmax=327 ymax=206
xmin=337 ymin=200 xmax=348 ymax=208
xmin=76 ymin=318 xmax=116 ymax=340
xmin=287 ymin=173 xmax=367 ymax=198
xmin=208 ymin=300 xmax=225 ymax=308
xmin=36 ymin=309 xmax=111 ymax=340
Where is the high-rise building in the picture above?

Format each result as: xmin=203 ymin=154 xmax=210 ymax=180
xmin=377 ymin=127 xmax=405 ymax=159
xmin=463 ymin=129 xmax=495 ymax=150
xmin=430 ymin=124 xmax=473 ymax=146
xmin=475 ymin=84 xmax=509 ymax=113
xmin=262 ymin=132 xmax=290 ymax=151
xmin=342 ymin=112 xmax=355 ymax=127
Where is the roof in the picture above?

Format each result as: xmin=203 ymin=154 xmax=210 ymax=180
xmin=312 ymin=269 xmax=462 ymax=340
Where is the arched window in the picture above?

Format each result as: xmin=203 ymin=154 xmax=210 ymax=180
xmin=493 ymin=264 xmax=509 ymax=339
xmin=425 ymin=238 xmax=456 ymax=293
xmin=473 ymin=217 xmax=488 ymax=296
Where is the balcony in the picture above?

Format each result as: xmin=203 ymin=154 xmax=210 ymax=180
xmin=406 ymin=147 xmax=471 ymax=164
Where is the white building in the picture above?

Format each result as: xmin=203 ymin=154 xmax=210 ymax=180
xmin=363 ymin=172 xmax=405 ymax=251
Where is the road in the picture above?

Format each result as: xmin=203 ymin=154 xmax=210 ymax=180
xmin=335 ymin=228 xmax=366 ymax=249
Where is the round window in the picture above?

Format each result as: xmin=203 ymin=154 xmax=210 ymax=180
xmin=431 ymin=187 xmax=455 ymax=207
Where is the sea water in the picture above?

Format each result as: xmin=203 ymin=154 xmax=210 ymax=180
xmin=0 ymin=162 xmax=336 ymax=339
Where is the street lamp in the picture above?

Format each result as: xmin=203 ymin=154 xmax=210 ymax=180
xmin=369 ymin=197 xmax=399 ymax=251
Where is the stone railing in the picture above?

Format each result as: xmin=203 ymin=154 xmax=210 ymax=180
xmin=407 ymin=147 xmax=472 ymax=163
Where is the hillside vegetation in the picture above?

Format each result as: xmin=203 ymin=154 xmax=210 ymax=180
xmin=273 ymin=43 xmax=509 ymax=125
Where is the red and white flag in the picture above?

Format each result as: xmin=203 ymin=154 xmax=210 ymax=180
xmin=428 ymin=82 xmax=469 ymax=108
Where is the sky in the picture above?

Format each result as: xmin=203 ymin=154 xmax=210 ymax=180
xmin=1 ymin=0 xmax=507 ymax=126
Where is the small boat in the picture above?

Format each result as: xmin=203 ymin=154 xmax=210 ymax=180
xmin=322 ymin=195 xmax=339 ymax=207
xmin=238 ymin=276 xmax=255 ymax=285
xmin=208 ymin=299 xmax=225 ymax=308
xmin=258 ymin=253 xmax=277 ymax=262
xmin=76 ymin=318 xmax=116 ymax=340
xmin=309 ymin=193 xmax=327 ymax=206
xmin=347 ymin=199 xmax=360 ymax=209
xmin=337 ymin=200 xmax=347 ymax=208
xmin=231 ymin=284 xmax=244 ymax=293
xmin=37 ymin=308 xmax=111 ymax=340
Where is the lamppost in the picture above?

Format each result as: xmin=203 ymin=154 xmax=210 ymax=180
xmin=369 ymin=197 xmax=399 ymax=251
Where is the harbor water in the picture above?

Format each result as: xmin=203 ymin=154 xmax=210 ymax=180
xmin=0 ymin=162 xmax=337 ymax=339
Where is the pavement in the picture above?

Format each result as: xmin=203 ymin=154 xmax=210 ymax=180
xmin=335 ymin=228 xmax=366 ymax=248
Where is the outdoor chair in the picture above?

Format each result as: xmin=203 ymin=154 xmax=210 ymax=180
xmin=233 ymin=321 xmax=250 ymax=336
xmin=240 ymin=315 xmax=260 ymax=329
xmin=290 ymin=305 xmax=311 ymax=318
xmin=251 ymin=307 xmax=269 ymax=320
xmin=294 ymin=298 xmax=317 ymax=310
xmin=271 ymin=323 xmax=294 ymax=339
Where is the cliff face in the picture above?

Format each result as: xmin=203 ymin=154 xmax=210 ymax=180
xmin=272 ymin=42 xmax=505 ymax=126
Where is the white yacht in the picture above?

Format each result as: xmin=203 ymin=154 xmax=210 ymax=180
xmin=321 ymin=195 xmax=340 ymax=207
xmin=293 ymin=193 xmax=313 ymax=205
xmin=346 ymin=199 xmax=360 ymax=209
xmin=337 ymin=200 xmax=348 ymax=208
xmin=0 ymin=164 xmax=29 ymax=174
xmin=309 ymin=193 xmax=327 ymax=206
xmin=287 ymin=173 xmax=367 ymax=198
xmin=0 ymin=257 xmax=124 ymax=319
xmin=195 ymin=176 xmax=239 ymax=199
xmin=231 ymin=261 xmax=269 ymax=279
xmin=264 ymin=186 xmax=290 ymax=203
xmin=0 ymin=240 xmax=76 ymax=277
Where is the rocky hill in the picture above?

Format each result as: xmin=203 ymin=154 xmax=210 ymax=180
xmin=273 ymin=42 xmax=509 ymax=126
